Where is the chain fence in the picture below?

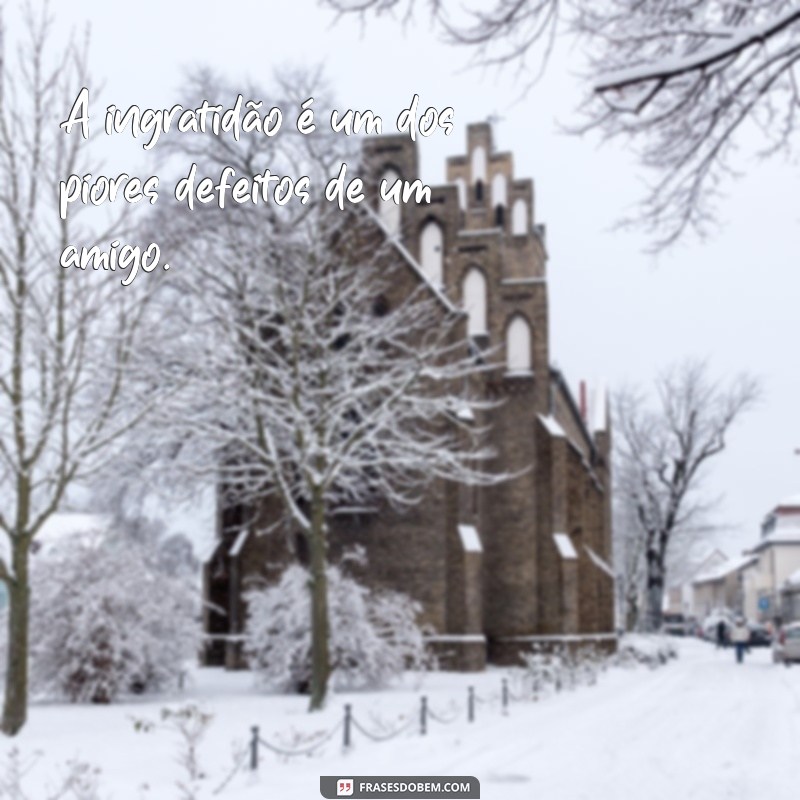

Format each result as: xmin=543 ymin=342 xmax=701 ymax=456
xmin=245 ymin=656 xmax=602 ymax=769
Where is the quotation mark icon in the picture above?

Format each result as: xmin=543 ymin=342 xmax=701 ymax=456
xmin=337 ymin=778 xmax=354 ymax=797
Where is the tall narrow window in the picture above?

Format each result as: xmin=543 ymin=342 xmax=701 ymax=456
xmin=454 ymin=177 xmax=467 ymax=210
xmin=420 ymin=220 xmax=444 ymax=287
xmin=462 ymin=268 xmax=487 ymax=336
xmin=491 ymin=173 xmax=507 ymax=207
xmin=512 ymin=198 xmax=528 ymax=235
xmin=379 ymin=168 xmax=402 ymax=237
xmin=471 ymin=146 xmax=487 ymax=184
xmin=506 ymin=316 xmax=532 ymax=373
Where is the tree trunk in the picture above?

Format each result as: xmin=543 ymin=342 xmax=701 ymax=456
xmin=307 ymin=492 xmax=330 ymax=711
xmin=624 ymin=586 xmax=640 ymax=632
xmin=645 ymin=543 xmax=665 ymax=633
xmin=2 ymin=543 xmax=30 ymax=736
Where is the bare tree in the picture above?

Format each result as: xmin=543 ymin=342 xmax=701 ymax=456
xmin=615 ymin=362 xmax=759 ymax=632
xmin=612 ymin=462 xmax=648 ymax=631
xmin=0 ymin=5 xmax=163 ymax=734
xmin=133 ymin=72 xmax=505 ymax=710
xmin=322 ymin=0 xmax=800 ymax=246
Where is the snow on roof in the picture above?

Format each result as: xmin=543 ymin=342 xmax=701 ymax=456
xmin=585 ymin=545 xmax=614 ymax=578
xmin=763 ymin=528 xmax=800 ymax=545
xmin=538 ymin=414 xmax=566 ymax=438
xmin=228 ymin=528 xmax=250 ymax=558
xmin=458 ymin=524 xmax=482 ymax=553
xmin=692 ymin=553 xmax=758 ymax=584
xmin=777 ymin=493 xmax=800 ymax=509
xmin=553 ymin=532 xmax=577 ymax=560
xmin=785 ymin=568 xmax=800 ymax=589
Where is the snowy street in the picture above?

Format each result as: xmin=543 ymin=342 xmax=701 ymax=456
xmin=3 ymin=637 xmax=798 ymax=799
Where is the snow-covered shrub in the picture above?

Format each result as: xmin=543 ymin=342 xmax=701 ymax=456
xmin=29 ymin=533 xmax=200 ymax=703
xmin=615 ymin=634 xmax=677 ymax=668
xmin=245 ymin=564 xmax=429 ymax=692
xmin=517 ymin=650 xmax=565 ymax=698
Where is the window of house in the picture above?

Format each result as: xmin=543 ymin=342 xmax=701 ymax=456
xmin=506 ymin=315 xmax=532 ymax=372
xmin=512 ymin=198 xmax=528 ymax=235
xmin=420 ymin=220 xmax=444 ymax=287
xmin=379 ymin=168 xmax=402 ymax=237
xmin=462 ymin=268 xmax=487 ymax=336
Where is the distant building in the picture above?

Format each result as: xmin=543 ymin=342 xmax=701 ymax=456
xmin=665 ymin=548 xmax=728 ymax=616
xmin=691 ymin=553 xmax=758 ymax=618
xmin=742 ymin=495 xmax=800 ymax=622
xmin=203 ymin=123 xmax=615 ymax=671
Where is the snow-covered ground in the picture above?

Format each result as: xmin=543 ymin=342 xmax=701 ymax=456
xmin=3 ymin=638 xmax=798 ymax=799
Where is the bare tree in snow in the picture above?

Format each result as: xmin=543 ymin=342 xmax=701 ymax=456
xmin=135 ymin=71 xmax=505 ymax=711
xmin=615 ymin=361 xmax=758 ymax=632
xmin=0 ymin=6 xmax=165 ymax=734
xmin=323 ymin=0 xmax=800 ymax=245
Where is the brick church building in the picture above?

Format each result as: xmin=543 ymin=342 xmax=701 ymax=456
xmin=204 ymin=123 xmax=615 ymax=670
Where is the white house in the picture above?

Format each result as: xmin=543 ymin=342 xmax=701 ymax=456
xmin=741 ymin=494 xmax=800 ymax=622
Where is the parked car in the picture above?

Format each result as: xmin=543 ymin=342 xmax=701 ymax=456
xmin=685 ymin=616 xmax=702 ymax=638
xmin=748 ymin=623 xmax=772 ymax=647
xmin=773 ymin=622 xmax=800 ymax=665
xmin=662 ymin=612 xmax=687 ymax=636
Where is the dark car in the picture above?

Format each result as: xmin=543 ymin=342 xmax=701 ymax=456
xmin=662 ymin=613 xmax=687 ymax=636
xmin=748 ymin=623 xmax=772 ymax=647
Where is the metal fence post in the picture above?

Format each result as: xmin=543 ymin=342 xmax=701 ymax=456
xmin=420 ymin=696 xmax=428 ymax=735
xmin=250 ymin=725 xmax=259 ymax=771
xmin=502 ymin=678 xmax=509 ymax=715
xmin=343 ymin=704 xmax=352 ymax=749
xmin=467 ymin=686 xmax=475 ymax=723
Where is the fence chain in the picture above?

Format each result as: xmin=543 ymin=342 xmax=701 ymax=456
xmin=351 ymin=715 xmax=415 ymax=742
xmin=257 ymin=720 xmax=343 ymax=758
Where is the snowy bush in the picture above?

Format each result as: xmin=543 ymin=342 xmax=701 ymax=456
xmin=245 ymin=564 xmax=430 ymax=693
xmin=516 ymin=644 xmax=606 ymax=698
xmin=616 ymin=634 xmax=677 ymax=668
xmin=29 ymin=533 xmax=200 ymax=703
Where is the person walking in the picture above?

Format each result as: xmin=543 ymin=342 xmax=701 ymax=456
xmin=716 ymin=619 xmax=727 ymax=649
xmin=730 ymin=617 xmax=750 ymax=664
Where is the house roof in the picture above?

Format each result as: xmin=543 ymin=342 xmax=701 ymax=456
xmin=776 ymin=493 xmax=800 ymax=510
xmin=785 ymin=568 xmax=800 ymax=588
xmin=692 ymin=553 xmax=758 ymax=584
xmin=751 ymin=527 xmax=800 ymax=550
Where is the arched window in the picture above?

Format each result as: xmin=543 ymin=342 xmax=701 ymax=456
xmin=420 ymin=220 xmax=444 ymax=287
xmin=494 ymin=205 xmax=505 ymax=227
xmin=491 ymin=173 xmax=507 ymax=208
xmin=512 ymin=198 xmax=528 ymax=235
xmin=474 ymin=180 xmax=484 ymax=203
xmin=379 ymin=168 xmax=402 ymax=237
xmin=462 ymin=268 xmax=487 ymax=336
xmin=471 ymin=146 xmax=487 ymax=184
xmin=454 ymin=177 xmax=467 ymax=210
xmin=506 ymin=316 xmax=532 ymax=372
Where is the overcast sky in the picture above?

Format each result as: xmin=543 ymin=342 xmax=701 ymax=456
xmin=39 ymin=1 xmax=800 ymax=556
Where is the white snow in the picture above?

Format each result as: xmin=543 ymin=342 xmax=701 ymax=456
xmin=34 ymin=512 xmax=111 ymax=556
xmin=693 ymin=552 xmax=758 ymax=584
xmin=785 ymin=568 xmax=800 ymax=588
xmin=777 ymin=493 xmax=800 ymax=509
xmin=585 ymin=544 xmax=615 ymax=578
xmin=2 ymin=639 xmax=798 ymax=799
xmin=458 ymin=524 xmax=482 ymax=553
xmin=537 ymin=414 xmax=565 ymax=437
xmin=552 ymin=532 xmax=577 ymax=560
xmin=228 ymin=528 xmax=249 ymax=557
xmin=456 ymin=405 xmax=475 ymax=423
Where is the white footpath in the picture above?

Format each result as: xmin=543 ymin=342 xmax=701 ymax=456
xmin=1 ymin=638 xmax=797 ymax=799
